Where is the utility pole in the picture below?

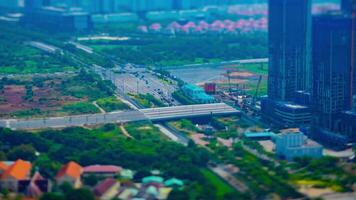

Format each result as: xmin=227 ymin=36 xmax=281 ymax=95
xmin=136 ymin=80 xmax=139 ymax=94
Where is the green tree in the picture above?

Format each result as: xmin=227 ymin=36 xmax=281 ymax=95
xmin=59 ymin=182 xmax=73 ymax=194
xmin=0 ymin=151 xmax=7 ymax=161
xmin=83 ymin=174 xmax=100 ymax=187
xmin=167 ymin=189 xmax=189 ymax=200
xmin=65 ymin=188 xmax=95 ymax=200
xmin=40 ymin=193 xmax=65 ymax=200
xmin=7 ymin=144 xmax=36 ymax=161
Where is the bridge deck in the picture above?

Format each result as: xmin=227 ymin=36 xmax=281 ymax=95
xmin=0 ymin=103 xmax=239 ymax=130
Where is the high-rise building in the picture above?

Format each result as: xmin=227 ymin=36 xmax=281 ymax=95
xmin=0 ymin=0 xmax=21 ymax=8
xmin=312 ymin=14 xmax=354 ymax=131
xmin=24 ymin=0 xmax=44 ymax=10
xmin=268 ymin=0 xmax=312 ymax=101
xmin=341 ymin=0 xmax=352 ymax=14
xmin=261 ymin=0 xmax=312 ymax=128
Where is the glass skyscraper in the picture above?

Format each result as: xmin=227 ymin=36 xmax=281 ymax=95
xmin=312 ymin=14 xmax=354 ymax=130
xmin=268 ymin=0 xmax=312 ymax=101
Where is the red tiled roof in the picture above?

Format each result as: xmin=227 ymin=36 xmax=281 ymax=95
xmin=0 ymin=162 xmax=8 ymax=171
xmin=56 ymin=161 xmax=82 ymax=179
xmin=94 ymin=178 xmax=118 ymax=197
xmin=1 ymin=159 xmax=32 ymax=180
xmin=83 ymin=165 xmax=122 ymax=174
xmin=31 ymin=172 xmax=44 ymax=181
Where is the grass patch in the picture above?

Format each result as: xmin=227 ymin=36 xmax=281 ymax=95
xmin=62 ymin=102 xmax=99 ymax=115
xmin=96 ymin=97 xmax=130 ymax=112
xmin=130 ymin=93 xmax=165 ymax=108
xmin=201 ymin=168 xmax=235 ymax=199
xmin=12 ymin=108 xmax=43 ymax=118
xmin=124 ymin=121 xmax=166 ymax=141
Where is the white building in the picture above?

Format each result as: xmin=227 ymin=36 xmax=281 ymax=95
xmin=274 ymin=131 xmax=323 ymax=161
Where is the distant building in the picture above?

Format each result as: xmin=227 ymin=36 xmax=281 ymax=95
xmin=0 ymin=162 xmax=8 ymax=175
xmin=18 ymin=172 xmax=51 ymax=198
xmin=267 ymin=0 xmax=312 ymax=102
xmin=56 ymin=161 xmax=83 ymax=188
xmin=53 ymin=0 xmax=241 ymax=14
xmin=0 ymin=159 xmax=32 ymax=192
xmin=244 ymin=131 xmax=276 ymax=140
xmin=204 ymin=83 xmax=216 ymax=94
xmin=24 ymin=0 xmax=44 ymax=11
xmin=311 ymin=14 xmax=355 ymax=147
xmin=83 ymin=165 xmax=122 ymax=178
xmin=341 ymin=0 xmax=352 ymax=14
xmin=0 ymin=0 xmax=22 ymax=9
xmin=181 ymin=84 xmax=215 ymax=104
xmin=338 ymin=111 xmax=356 ymax=143
xmin=23 ymin=5 xmax=92 ymax=32
xmin=274 ymin=131 xmax=323 ymax=161
xmin=164 ymin=178 xmax=184 ymax=189
xmin=261 ymin=98 xmax=312 ymax=128
xmin=294 ymin=90 xmax=311 ymax=106
xmin=93 ymin=178 xmax=120 ymax=200
xmin=262 ymin=0 xmax=312 ymax=127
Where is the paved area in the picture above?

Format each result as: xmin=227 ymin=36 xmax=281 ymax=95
xmin=1 ymin=111 xmax=146 ymax=130
xmin=209 ymin=165 xmax=248 ymax=193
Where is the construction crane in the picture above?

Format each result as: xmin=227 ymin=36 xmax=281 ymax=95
xmin=252 ymin=75 xmax=262 ymax=106
xmin=222 ymin=68 xmax=239 ymax=94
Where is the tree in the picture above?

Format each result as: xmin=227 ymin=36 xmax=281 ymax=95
xmin=0 ymin=151 xmax=6 ymax=161
xmin=83 ymin=174 xmax=100 ymax=187
xmin=40 ymin=193 xmax=65 ymax=200
xmin=167 ymin=189 xmax=189 ymax=200
xmin=65 ymin=188 xmax=95 ymax=200
xmin=7 ymin=144 xmax=36 ymax=161
xmin=102 ymin=123 xmax=116 ymax=132
xmin=59 ymin=182 xmax=73 ymax=194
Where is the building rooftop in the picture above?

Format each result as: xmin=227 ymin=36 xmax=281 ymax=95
xmin=142 ymin=176 xmax=164 ymax=184
xmin=283 ymin=103 xmax=308 ymax=109
xmin=56 ymin=161 xmax=82 ymax=179
xmin=164 ymin=178 xmax=184 ymax=187
xmin=182 ymin=84 xmax=204 ymax=92
xmin=83 ymin=165 xmax=122 ymax=174
xmin=244 ymin=131 xmax=276 ymax=138
xmin=1 ymin=159 xmax=32 ymax=180
xmin=0 ymin=162 xmax=8 ymax=171
xmin=94 ymin=178 xmax=118 ymax=197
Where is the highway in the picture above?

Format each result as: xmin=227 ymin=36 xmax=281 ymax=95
xmin=0 ymin=103 xmax=239 ymax=130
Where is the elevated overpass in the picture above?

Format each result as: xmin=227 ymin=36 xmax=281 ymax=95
xmin=0 ymin=103 xmax=240 ymax=130
xmin=142 ymin=103 xmax=240 ymax=121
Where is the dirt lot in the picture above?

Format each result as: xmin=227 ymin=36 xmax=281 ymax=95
xmin=0 ymin=77 xmax=83 ymax=118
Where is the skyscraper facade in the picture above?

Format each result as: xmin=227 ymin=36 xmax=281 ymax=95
xmin=312 ymin=14 xmax=354 ymax=131
xmin=268 ymin=0 xmax=312 ymax=101
xmin=24 ymin=0 xmax=43 ymax=10
xmin=341 ymin=0 xmax=352 ymax=14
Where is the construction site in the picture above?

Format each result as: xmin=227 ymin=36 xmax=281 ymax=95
xmin=169 ymin=59 xmax=268 ymax=116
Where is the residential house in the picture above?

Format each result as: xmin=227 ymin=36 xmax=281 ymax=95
xmin=0 ymin=159 xmax=32 ymax=192
xmin=83 ymin=165 xmax=122 ymax=178
xmin=93 ymin=178 xmax=120 ymax=200
xmin=0 ymin=162 xmax=9 ymax=175
xmin=56 ymin=161 xmax=83 ymax=188
xmin=18 ymin=172 xmax=51 ymax=198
